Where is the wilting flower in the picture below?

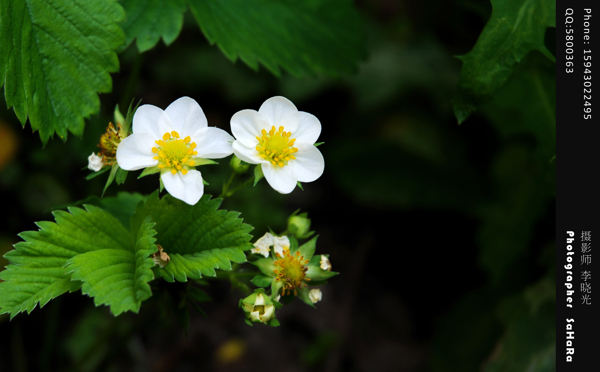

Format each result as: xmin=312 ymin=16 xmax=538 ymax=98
xmin=251 ymin=235 xmax=337 ymax=307
xmin=308 ymin=289 xmax=322 ymax=304
xmin=87 ymin=152 xmax=104 ymax=172
xmin=251 ymin=232 xmax=274 ymax=257
xmin=230 ymin=96 xmax=324 ymax=194
xmin=116 ymin=97 xmax=233 ymax=205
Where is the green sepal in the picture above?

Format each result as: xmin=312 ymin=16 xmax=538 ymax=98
xmin=253 ymin=164 xmax=264 ymax=186
xmin=297 ymin=182 xmax=304 ymax=191
xmin=86 ymin=166 xmax=111 ymax=180
xmin=159 ymin=179 xmax=165 ymax=193
xmin=297 ymin=285 xmax=315 ymax=308
xmin=252 ymin=258 xmax=277 ymax=277
xmin=138 ymin=166 xmax=161 ymax=179
xmin=271 ymin=278 xmax=283 ymax=297
xmin=115 ymin=167 xmax=128 ymax=185
xmin=195 ymin=158 xmax=219 ymax=166
xmin=244 ymin=319 xmax=254 ymax=327
xmin=314 ymin=142 xmax=324 ymax=147
xmin=203 ymin=179 xmax=209 ymax=186
xmin=113 ymin=105 xmax=125 ymax=129
xmin=268 ymin=318 xmax=280 ymax=327
xmin=288 ymin=236 xmax=300 ymax=253
xmin=279 ymin=293 xmax=295 ymax=305
xmin=123 ymin=98 xmax=141 ymax=136
xmin=297 ymin=235 xmax=318 ymax=262
xmin=102 ymin=163 xmax=119 ymax=197
xmin=306 ymin=266 xmax=338 ymax=281
xmin=251 ymin=274 xmax=273 ymax=288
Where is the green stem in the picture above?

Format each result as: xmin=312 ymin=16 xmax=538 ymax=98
xmin=219 ymin=173 xmax=255 ymax=198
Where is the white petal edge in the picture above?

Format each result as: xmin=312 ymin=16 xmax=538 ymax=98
xmin=132 ymin=104 xmax=174 ymax=140
xmin=262 ymin=162 xmax=297 ymax=194
xmin=232 ymin=141 xmax=264 ymax=164
xmin=293 ymin=112 xmax=321 ymax=145
xmin=291 ymin=143 xmax=325 ymax=183
xmin=230 ymin=109 xmax=270 ymax=148
xmin=189 ymin=127 xmax=234 ymax=159
xmin=161 ymin=169 xmax=204 ymax=205
xmin=116 ymin=134 xmax=158 ymax=171
xmin=258 ymin=96 xmax=300 ymax=133
xmin=165 ymin=96 xmax=208 ymax=135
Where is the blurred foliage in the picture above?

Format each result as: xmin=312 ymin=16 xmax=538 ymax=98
xmin=0 ymin=0 xmax=555 ymax=371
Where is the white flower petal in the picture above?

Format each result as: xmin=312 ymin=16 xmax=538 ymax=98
xmin=88 ymin=153 xmax=104 ymax=172
xmin=161 ymin=169 xmax=204 ymax=205
xmin=232 ymin=141 xmax=264 ymax=164
xmin=116 ymin=134 xmax=158 ymax=170
xmin=255 ymin=293 xmax=266 ymax=306
xmin=250 ymin=311 xmax=261 ymax=322
xmin=273 ymin=236 xmax=290 ymax=257
xmin=262 ymin=305 xmax=275 ymax=321
xmin=258 ymin=96 xmax=299 ymax=132
xmin=189 ymin=127 xmax=234 ymax=159
xmin=309 ymin=289 xmax=322 ymax=303
xmin=230 ymin=109 xmax=269 ymax=147
xmin=320 ymin=255 xmax=331 ymax=271
xmin=132 ymin=104 xmax=174 ymax=140
xmin=165 ymin=96 xmax=208 ymax=135
xmin=291 ymin=143 xmax=325 ymax=183
xmin=262 ymin=162 xmax=297 ymax=194
xmin=294 ymin=112 xmax=321 ymax=145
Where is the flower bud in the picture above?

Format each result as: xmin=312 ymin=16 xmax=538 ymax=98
xmin=240 ymin=290 xmax=277 ymax=325
xmin=287 ymin=212 xmax=313 ymax=239
xmin=230 ymin=155 xmax=249 ymax=174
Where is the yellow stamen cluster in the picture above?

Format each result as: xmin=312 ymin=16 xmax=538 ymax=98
xmin=152 ymin=131 xmax=197 ymax=175
xmin=273 ymin=249 xmax=311 ymax=296
xmin=256 ymin=126 xmax=298 ymax=167
xmin=98 ymin=122 xmax=125 ymax=165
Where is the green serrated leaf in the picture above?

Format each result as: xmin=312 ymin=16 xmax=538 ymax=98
xmin=0 ymin=205 xmax=131 ymax=318
xmin=115 ymin=167 xmax=128 ymax=185
xmin=188 ymin=0 xmax=365 ymax=77
xmin=120 ymin=0 xmax=186 ymax=53
xmin=0 ymin=0 xmax=125 ymax=144
xmin=66 ymin=216 xmax=157 ymax=316
xmin=134 ymin=192 xmax=254 ymax=282
xmin=254 ymin=164 xmax=264 ymax=186
xmin=453 ymin=0 xmax=556 ymax=123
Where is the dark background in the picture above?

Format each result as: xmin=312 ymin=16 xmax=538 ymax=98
xmin=0 ymin=1 xmax=556 ymax=371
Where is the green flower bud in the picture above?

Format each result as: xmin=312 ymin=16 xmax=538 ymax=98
xmin=287 ymin=211 xmax=314 ymax=239
xmin=240 ymin=289 xmax=277 ymax=326
xmin=230 ymin=155 xmax=250 ymax=174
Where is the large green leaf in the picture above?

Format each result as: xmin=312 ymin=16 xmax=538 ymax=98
xmin=0 ymin=0 xmax=125 ymax=144
xmin=453 ymin=0 xmax=556 ymax=123
xmin=188 ymin=0 xmax=365 ymax=77
xmin=134 ymin=192 xmax=253 ymax=282
xmin=66 ymin=216 xmax=157 ymax=315
xmin=119 ymin=0 xmax=186 ymax=52
xmin=0 ymin=205 xmax=131 ymax=319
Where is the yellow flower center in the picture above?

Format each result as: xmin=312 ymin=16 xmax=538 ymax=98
xmin=152 ymin=131 xmax=198 ymax=175
xmin=273 ymin=249 xmax=310 ymax=296
xmin=256 ymin=126 xmax=298 ymax=167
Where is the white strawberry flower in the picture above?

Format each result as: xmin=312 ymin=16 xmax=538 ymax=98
xmin=320 ymin=255 xmax=332 ymax=271
xmin=116 ymin=97 xmax=233 ymax=205
xmin=230 ymin=96 xmax=325 ymax=194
